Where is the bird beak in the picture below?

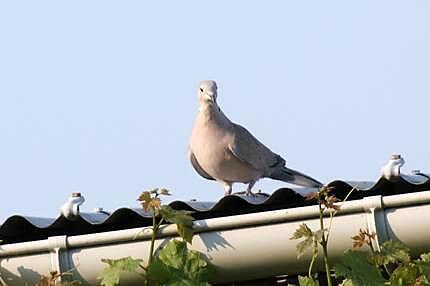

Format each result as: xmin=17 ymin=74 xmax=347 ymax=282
xmin=201 ymin=92 xmax=216 ymax=103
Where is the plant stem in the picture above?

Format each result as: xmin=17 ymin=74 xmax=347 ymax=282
xmin=326 ymin=211 xmax=335 ymax=243
xmin=321 ymin=240 xmax=332 ymax=286
xmin=367 ymin=239 xmax=391 ymax=277
xmin=326 ymin=187 xmax=357 ymax=252
xmin=308 ymin=242 xmax=318 ymax=278
xmin=148 ymin=213 xmax=157 ymax=266
xmin=318 ymin=202 xmax=333 ymax=286
xmin=148 ymin=217 xmax=165 ymax=267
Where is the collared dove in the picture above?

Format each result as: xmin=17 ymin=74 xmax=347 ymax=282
xmin=189 ymin=80 xmax=322 ymax=196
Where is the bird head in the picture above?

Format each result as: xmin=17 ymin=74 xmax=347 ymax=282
xmin=198 ymin=80 xmax=218 ymax=104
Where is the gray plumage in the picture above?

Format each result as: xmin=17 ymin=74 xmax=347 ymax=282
xmin=189 ymin=80 xmax=322 ymax=195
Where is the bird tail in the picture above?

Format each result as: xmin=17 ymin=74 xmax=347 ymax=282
xmin=270 ymin=167 xmax=323 ymax=188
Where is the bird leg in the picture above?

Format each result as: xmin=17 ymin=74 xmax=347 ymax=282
xmin=231 ymin=181 xmax=257 ymax=196
xmin=245 ymin=181 xmax=256 ymax=196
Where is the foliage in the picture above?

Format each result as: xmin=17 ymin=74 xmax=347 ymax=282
xmin=98 ymin=257 xmax=143 ymax=286
xmin=158 ymin=205 xmax=194 ymax=244
xmin=346 ymin=233 xmax=430 ymax=285
xmin=332 ymin=224 xmax=430 ymax=286
xmin=98 ymin=188 xmax=214 ymax=286
xmin=290 ymin=185 xmax=430 ymax=286
xmin=297 ymin=275 xmax=319 ymax=286
xmin=290 ymin=223 xmax=323 ymax=260
xmin=374 ymin=240 xmax=410 ymax=266
xmin=334 ymin=250 xmax=385 ymax=286
xmin=37 ymin=270 xmax=81 ymax=286
xmin=146 ymin=240 xmax=215 ymax=286
xmin=351 ymin=228 xmax=376 ymax=249
xmin=292 ymin=185 xmax=356 ymax=286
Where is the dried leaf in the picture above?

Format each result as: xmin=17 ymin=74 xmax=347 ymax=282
xmin=323 ymin=195 xmax=340 ymax=211
xmin=319 ymin=186 xmax=335 ymax=196
xmin=351 ymin=229 xmax=367 ymax=249
xmin=305 ymin=192 xmax=317 ymax=201
xmin=351 ymin=229 xmax=376 ymax=249
xmin=150 ymin=198 xmax=161 ymax=211
xmin=137 ymin=191 xmax=152 ymax=211
xmin=137 ymin=191 xmax=162 ymax=212
xmin=37 ymin=271 xmax=80 ymax=286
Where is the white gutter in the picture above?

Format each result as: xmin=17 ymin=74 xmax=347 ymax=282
xmin=1 ymin=191 xmax=430 ymax=285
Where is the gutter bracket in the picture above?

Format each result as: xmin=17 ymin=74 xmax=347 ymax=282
xmin=47 ymin=236 xmax=69 ymax=283
xmin=362 ymin=195 xmax=389 ymax=251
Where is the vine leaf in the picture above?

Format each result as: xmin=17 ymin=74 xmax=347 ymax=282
xmin=159 ymin=205 xmax=194 ymax=244
xmin=138 ymin=191 xmax=162 ymax=212
xmin=351 ymin=228 xmax=376 ymax=249
xmin=389 ymin=263 xmax=420 ymax=286
xmin=98 ymin=257 xmax=143 ymax=286
xmin=334 ymin=250 xmax=385 ymax=286
xmin=298 ymin=275 xmax=319 ymax=286
xmin=290 ymin=223 xmax=323 ymax=259
xmin=374 ymin=240 xmax=410 ymax=266
xmin=147 ymin=240 xmax=215 ymax=286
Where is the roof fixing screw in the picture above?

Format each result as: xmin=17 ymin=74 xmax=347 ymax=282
xmin=61 ymin=192 xmax=85 ymax=220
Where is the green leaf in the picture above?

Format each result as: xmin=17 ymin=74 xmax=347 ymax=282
xmin=159 ymin=205 xmax=195 ymax=243
xmin=389 ymin=263 xmax=419 ymax=286
xmin=334 ymin=250 xmax=385 ymax=286
xmin=295 ymin=237 xmax=314 ymax=259
xmin=417 ymin=253 xmax=430 ymax=274
xmin=147 ymin=240 xmax=215 ymax=286
xmin=338 ymin=279 xmax=354 ymax=286
xmin=291 ymin=223 xmax=314 ymax=259
xmin=291 ymin=223 xmax=313 ymax=240
xmin=98 ymin=257 xmax=143 ymax=286
xmin=374 ymin=240 xmax=410 ymax=266
xmin=290 ymin=223 xmax=323 ymax=259
xmin=416 ymin=252 xmax=430 ymax=283
xmin=298 ymin=275 xmax=319 ymax=286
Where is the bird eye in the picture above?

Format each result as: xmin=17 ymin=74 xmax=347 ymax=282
xmin=200 ymin=88 xmax=203 ymax=92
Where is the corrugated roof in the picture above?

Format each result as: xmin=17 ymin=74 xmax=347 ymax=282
xmin=1 ymin=174 xmax=429 ymax=245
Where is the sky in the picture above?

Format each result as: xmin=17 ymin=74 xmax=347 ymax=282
xmin=0 ymin=1 xmax=429 ymax=220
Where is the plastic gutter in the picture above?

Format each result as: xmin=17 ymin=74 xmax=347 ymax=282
xmin=1 ymin=190 xmax=430 ymax=285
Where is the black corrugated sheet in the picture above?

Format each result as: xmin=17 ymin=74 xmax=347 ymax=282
xmin=1 ymin=176 xmax=429 ymax=245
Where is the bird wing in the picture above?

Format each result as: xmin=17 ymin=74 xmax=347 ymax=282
xmin=228 ymin=123 xmax=284 ymax=174
xmin=188 ymin=150 xmax=215 ymax=180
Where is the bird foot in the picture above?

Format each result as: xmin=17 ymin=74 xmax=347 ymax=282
xmin=246 ymin=189 xmax=257 ymax=197
xmin=232 ymin=190 xmax=257 ymax=196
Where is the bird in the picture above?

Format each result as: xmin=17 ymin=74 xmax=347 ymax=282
xmin=188 ymin=80 xmax=322 ymax=196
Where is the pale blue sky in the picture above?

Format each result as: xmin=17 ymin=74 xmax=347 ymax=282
xmin=0 ymin=1 xmax=429 ymax=220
